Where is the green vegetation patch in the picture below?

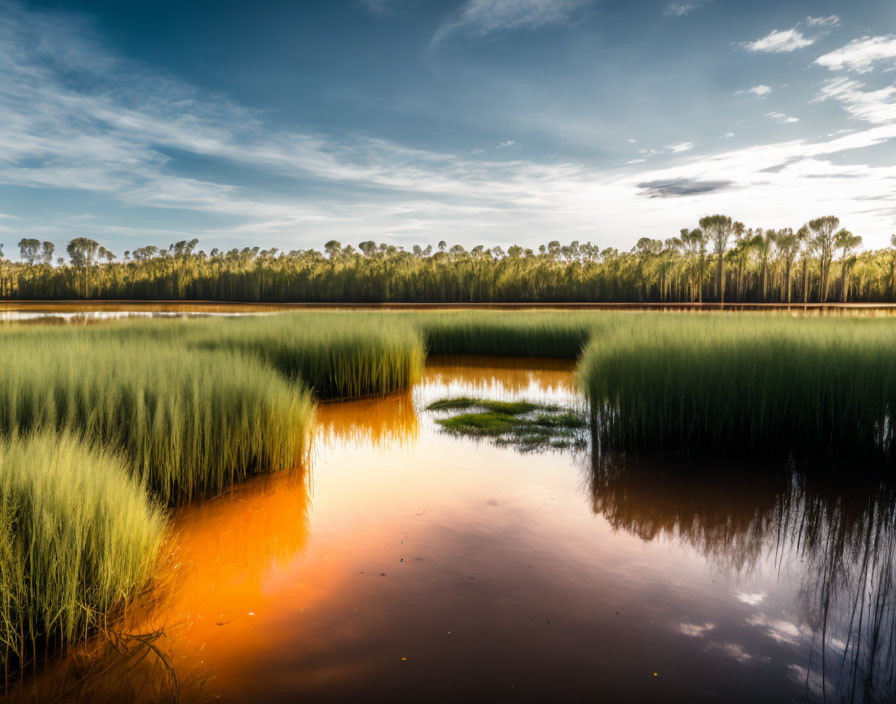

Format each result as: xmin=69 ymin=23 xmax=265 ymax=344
xmin=579 ymin=314 xmax=896 ymax=460
xmin=416 ymin=311 xmax=602 ymax=358
xmin=428 ymin=396 xmax=586 ymax=452
xmin=0 ymin=333 xmax=315 ymax=503
xmin=0 ymin=433 xmax=165 ymax=672
xmin=426 ymin=396 xmax=539 ymax=415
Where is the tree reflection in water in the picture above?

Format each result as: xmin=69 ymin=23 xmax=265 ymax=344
xmin=589 ymin=447 xmax=896 ymax=703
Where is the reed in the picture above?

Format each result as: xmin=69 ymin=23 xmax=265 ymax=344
xmin=31 ymin=313 xmax=427 ymax=399
xmin=189 ymin=313 xmax=426 ymax=398
xmin=0 ymin=433 xmax=164 ymax=674
xmin=416 ymin=311 xmax=601 ymax=358
xmin=0 ymin=333 xmax=314 ymax=502
xmin=579 ymin=314 xmax=896 ymax=460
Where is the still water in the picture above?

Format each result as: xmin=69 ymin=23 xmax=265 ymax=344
xmin=26 ymin=355 xmax=896 ymax=702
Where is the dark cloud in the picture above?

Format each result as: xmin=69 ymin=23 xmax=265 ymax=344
xmin=636 ymin=177 xmax=734 ymax=198
xmin=759 ymin=157 xmax=804 ymax=174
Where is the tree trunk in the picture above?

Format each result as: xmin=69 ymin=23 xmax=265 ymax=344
xmin=717 ymin=256 xmax=725 ymax=305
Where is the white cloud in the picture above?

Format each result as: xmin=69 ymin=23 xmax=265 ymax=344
xmin=627 ymin=138 xmax=637 ymax=143
xmin=3 ymin=0 xmax=896 ymax=252
xmin=749 ymin=84 xmax=772 ymax=97
xmin=724 ymin=132 xmax=736 ymax=138
xmin=735 ymin=591 xmax=766 ymax=606
xmin=814 ymin=77 xmax=896 ymax=124
xmin=745 ymin=28 xmax=814 ymax=53
xmin=496 ymin=139 xmax=516 ymax=148
xmin=767 ymin=111 xmax=800 ymax=124
xmin=806 ymin=15 xmax=840 ymax=28
xmin=680 ymin=622 xmax=715 ymax=637
xmin=815 ymin=35 xmax=896 ymax=73
xmin=666 ymin=142 xmax=694 ymax=153
xmin=432 ymin=0 xmax=593 ymax=44
xmin=625 ymin=158 xmax=646 ymax=164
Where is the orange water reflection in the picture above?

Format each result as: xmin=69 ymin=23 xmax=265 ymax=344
xmin=17 ymin=357 xmax=896 ymax=703
xmin=421 ymin=354 xmax=578 ymax=406
xmin=315 ymin=392 xmax=418 ymax=450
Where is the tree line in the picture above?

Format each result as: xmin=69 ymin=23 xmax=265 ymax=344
xmin=0 ymin=215 xmax=893 ymax=303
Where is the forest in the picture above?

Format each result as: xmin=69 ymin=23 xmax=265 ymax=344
xmin=1 ymin=215 xmax=892 ymax=303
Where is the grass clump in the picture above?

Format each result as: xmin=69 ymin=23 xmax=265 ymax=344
xmin=579 ymin=314 xmax=896 ymax=460
xmin=0 ymin=335 xmax=314 ymax=503
xmin=437 ymin=411 xmax=521 ymax=435
xmin=61 ymin=312 xmax=426 ymax=399
xmin=0 ymin=433 xmax=164 ymax=674
xmin=428 ymin=396 xmax=587 ymax=452
xmin=426 ymin=397 xmax=538 ymax=415
xmin=416 ymin=312 xmax=602 ymax=358
xmin=190 ymin=313 xmax=426 ymax=399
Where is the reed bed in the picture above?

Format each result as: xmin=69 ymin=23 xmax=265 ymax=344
xmin=416 ymin=311 xmax=602 ymax=358
xmin=0 ymin=334 xmax=314 ymax=503
xmin=0 ymin=433 xmax=164 ymax=674
xmin=189 ymin=313 xmax=426 ymax=398
xmin=579 ymin=314 xmax=896 ymax=460
xmin=28 ymin=313 xmax=427 ymax=399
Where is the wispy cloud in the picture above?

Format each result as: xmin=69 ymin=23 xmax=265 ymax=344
xmin=749 ymin=84 xmax=772 ymax=97
xmin=663 ymin=0 xmax=711 ymax=17
xmin=815 ymin=35 xmax=896 ymax=73
xmin=432 ymin=0 xmax=594 ymax=45
xmin=496 ymin=139 xmax=516 ymax=148
xmin=806 ymin=15 xmax=840 ymax=28
xmin=744 ymin=28 xmax=814 ymax=53
xmin=767 ymin=111 xmax=800 ymax=124
xmin=814 ymin=78 xmax=896 ymax=124
xmin=2 ymin=0 xmax=896 ymax=251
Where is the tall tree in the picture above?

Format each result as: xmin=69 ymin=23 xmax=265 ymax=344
xmin=774 ymin=228 xmax=799 ymax=303
xmin=699 ymin=215 xmax=733 ymax=304
xmin=41 ymin=241 xmax=55 ymax=265
xmin=808 ymin=216 xmax=840 ymax=303
xmin=17 ymin=238 xmax=41 ymax=266
xmin=834 ymin=229 xmax=862 ymax=302
xmin=66 ymin=237 xmax=100 ymax=298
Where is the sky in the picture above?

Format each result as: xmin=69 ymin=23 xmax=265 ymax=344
xmin=0 ymin=0 xmax=895 ymax=258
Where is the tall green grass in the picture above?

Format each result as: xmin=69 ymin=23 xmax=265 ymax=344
xmin=21 ymin=313 xmax=427 ymax=399
xmin=0 ymin=433 xmax=164 ymax=673
xmin=416 ymin=311 xmax=601 ymax=357
xmin=190 ymin=313 xmax=426 ymax=398
xmin=579 ymin=314 xmax=896 ymax=460
xmin=0 ymin=334 xmax=314 ymax=502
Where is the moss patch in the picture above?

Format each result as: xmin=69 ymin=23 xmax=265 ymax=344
xmin=426 ymin=397 xmax=539 ymax=415
xmin=428 ymin=396 xmax=586 ymax=452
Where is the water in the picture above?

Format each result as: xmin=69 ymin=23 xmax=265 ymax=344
xmin=0 ymin=303 xmax=278 ymax=324
xmin=17 ymin=355 xmax=896 ymax=702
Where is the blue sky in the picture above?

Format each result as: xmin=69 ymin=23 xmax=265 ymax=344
xmin=0 ymin=0 xmax=895 ymax=258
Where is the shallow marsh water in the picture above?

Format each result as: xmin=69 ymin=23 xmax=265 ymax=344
xmin=16 ymin=355 xmax=896 ymax=702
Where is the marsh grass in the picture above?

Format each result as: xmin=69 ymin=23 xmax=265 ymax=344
xmin=0 ymin=433 xmax=164 ymax=676
xmin=191 ymin=314 xmax=426 ymax=398
xmin=416 ymin=312 xmax=601 ymax=358
xmin=29 ymin=312 xmax=427 ymax=399
xmin=0 ymin=334 xmax=314 ymax=502
xmin=580 ymin=314 xmax=896 ymax=460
